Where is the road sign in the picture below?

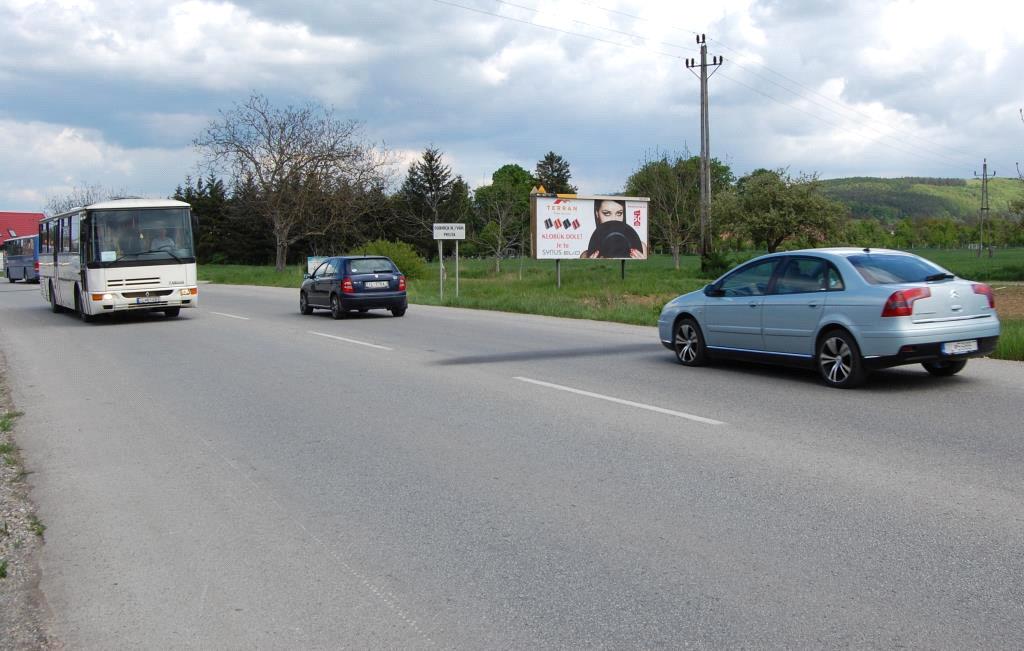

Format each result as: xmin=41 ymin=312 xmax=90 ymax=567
xmin=433 ymin=223 xmax=466 ymax=240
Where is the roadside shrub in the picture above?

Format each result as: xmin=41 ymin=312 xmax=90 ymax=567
xmin=358 ymin=239 xmax=427 ymax=279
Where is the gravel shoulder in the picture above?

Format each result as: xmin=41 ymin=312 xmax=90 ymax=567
xmin=0 ymin=350 xmax=57 ymax=649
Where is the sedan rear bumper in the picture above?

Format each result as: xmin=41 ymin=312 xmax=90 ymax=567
xmin=864 ymin=335 xmax=999 ymax=369
xmin=340 ymin=291 xmax=407 ymax=311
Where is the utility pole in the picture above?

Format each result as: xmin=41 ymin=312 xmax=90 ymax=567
xmin=974 ymin=159 xmax=995 ymax=257
xmin=686 ymin=35 xmax=722 ymax=270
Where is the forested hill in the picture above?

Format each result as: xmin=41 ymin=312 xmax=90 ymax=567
xmin=819 ymin=177 xmax=1023 ymax=220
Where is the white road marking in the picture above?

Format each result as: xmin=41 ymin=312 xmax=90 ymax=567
xmin=211 ymin=311 xmax=250 ymax=320
xmin=513 ymin=376 xmax=725 ymax=426
xmin=309 ymin=331 xmax=393 ymax=351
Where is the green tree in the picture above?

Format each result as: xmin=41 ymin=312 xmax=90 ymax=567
xmin=727 ymin=169 xmax=845 ymax=253
xmin=473 ymin=164 xmax=534 ymax=272
xmin=625 ymin=151 xmax=733 ymax=269
xmin=534 ymin=151 xmax=577 ymax=194
xmin=398 ymin=147 xmax=470 ymax=257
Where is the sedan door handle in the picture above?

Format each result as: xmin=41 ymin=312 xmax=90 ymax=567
xmin=749 ymin=302 xmax=759 ymax=308
xmin=808 ymin=302 xmax=819 ymax=308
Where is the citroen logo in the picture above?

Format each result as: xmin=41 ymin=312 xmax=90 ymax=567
xmin=950 ymin=289 xmax=959 ymax=299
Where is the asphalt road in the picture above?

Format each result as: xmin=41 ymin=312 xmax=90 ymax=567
xmin=1 ymin=280 xmax=1023 ymax=648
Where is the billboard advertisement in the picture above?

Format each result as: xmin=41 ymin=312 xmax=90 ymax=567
xmin=532 ymin=195 xmax=649 ymax=260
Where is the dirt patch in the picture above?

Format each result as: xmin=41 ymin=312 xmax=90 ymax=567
xmin=0 ymin=352 xmax=59 ymax=649
xmin=993 ymin=284 xmax=1024 ymax=320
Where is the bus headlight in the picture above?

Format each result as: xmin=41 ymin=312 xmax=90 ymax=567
xmin=180 ymin=288 xmax=197 ymax=296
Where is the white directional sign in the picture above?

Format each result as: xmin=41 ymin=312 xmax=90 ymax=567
xmin=433 ymin=223 xmax=466 ymax=240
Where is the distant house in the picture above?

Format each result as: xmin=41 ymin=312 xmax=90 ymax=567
xmin=0 ymin=211 xmax=43 ymax=248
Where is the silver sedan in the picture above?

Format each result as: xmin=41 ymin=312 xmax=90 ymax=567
xmin=658 ymin=248 xmax=1001 ymax=388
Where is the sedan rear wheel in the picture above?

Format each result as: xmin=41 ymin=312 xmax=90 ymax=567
xmin=922 ymin=359 xmax=967 ymax=377
xmin=816 ymin=329 xmax=866 ymax=388
xmin=330 ymin=294 xmax=345 ymax=320
xmin=674 ymin=317 xmax=708 ymax=366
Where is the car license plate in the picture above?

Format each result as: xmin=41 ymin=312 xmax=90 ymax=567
xmin=942 ymin=339 xmax=978 ymax=355
xmin=365 ymin=281 xmax=389 ymax=289
xmin=135 ymin=297 xmax=160 ymax=304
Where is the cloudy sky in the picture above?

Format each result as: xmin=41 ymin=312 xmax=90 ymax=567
xmin=2 ymin=0 xmax=1023 ymax=211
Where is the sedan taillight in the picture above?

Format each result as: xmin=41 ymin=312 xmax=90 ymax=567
xmin=340 ymin=277 xmax=354 ymax=293
xmin=972 ymin=283 xmax=995 ymax=308
xmin=881 ymin=287 xmax=930 ymax=317
xmin=398 ymin=275 xmax=406 ymax=291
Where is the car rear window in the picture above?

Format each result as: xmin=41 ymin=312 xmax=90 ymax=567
xmin=847 ymin=254 xmax=945 ymax=285
xmin=348 ymin=258 xmax=396 ymax=274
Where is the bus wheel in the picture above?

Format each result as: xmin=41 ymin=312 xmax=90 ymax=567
xmin=49 ymin=282 xmax=61 ymax=313
xmin=75 ymin=286 xmax=94 ymax=323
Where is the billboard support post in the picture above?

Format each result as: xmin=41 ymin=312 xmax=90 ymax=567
xmin=621 ymin=260 xmax=626 ymax=280
xmin=556 ymin=259 xmax=561 ymax=289
xmin=437 ymin=241 xmax=443 ymax=301
xmin=455 ymin=240 xmax=459 ymax=298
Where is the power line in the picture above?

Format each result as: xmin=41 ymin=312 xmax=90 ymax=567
xmin=430 ymin=0 xmax=973 ymax=173
xmin=578 ymin=0 xmax=975 ymax=165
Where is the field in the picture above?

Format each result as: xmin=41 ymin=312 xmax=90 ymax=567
xmin=199 ymin=248 xmax=1024 ymax=361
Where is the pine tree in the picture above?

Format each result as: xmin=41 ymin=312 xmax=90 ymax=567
xmin=534 ymin=151 xmax=577 ymax=194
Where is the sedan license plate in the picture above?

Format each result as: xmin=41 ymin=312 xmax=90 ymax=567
xmin=135 ymin=296 xmax=160 ymax=304
xmin=364 ymin=281 xmax=389 ymax=289
xmin=942 ymin=339 xmax=978 ymax=355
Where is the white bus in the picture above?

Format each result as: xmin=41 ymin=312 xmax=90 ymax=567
xmin=40 ymin=198 xmax=199 ymax=321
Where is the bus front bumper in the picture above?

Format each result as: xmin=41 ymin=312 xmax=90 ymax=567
xmin=89 ymin=287 xmax=199 ymax=312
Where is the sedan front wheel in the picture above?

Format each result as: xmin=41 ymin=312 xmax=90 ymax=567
xmin=674 ymin=317 xmax=708 ymax=366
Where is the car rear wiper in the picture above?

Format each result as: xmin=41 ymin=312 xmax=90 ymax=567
xmin=925 ymin=272 xmax=955 ymax=281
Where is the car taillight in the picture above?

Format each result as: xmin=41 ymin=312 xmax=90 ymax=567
xmin=972 ymin=283 xmax=995 ymax=308
xmin=34 ymin=260 xmax=39 ymax=271
xmin=340 ymin=277 xmax=354 ymax=293
xmin=398 ymin=275 xmax=406 ymax=291
xmin=881 ymin=287 xmax=931 ymax=317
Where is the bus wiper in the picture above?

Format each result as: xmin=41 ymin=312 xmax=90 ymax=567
xmin=140 ymin=248 xmax=183 ymax=263
xmin=925 ymin=272 xmax=955 ymax=281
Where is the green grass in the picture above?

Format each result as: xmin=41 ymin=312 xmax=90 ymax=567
xmin=909 ymin=248 xmax=1024 ymax=281
xmin=991 ymin=319 xmax=1024 ymax=361
xmin=199 ymin=251 xmax=1024 ymax=360
xmin=27 ymin=515 xmax=45 ymax=538
xmin=0 ymin=558 xmax=7 ymax=578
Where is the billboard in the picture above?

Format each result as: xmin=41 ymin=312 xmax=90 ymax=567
xmin=532 ymin=195 xmax=649 ymax=260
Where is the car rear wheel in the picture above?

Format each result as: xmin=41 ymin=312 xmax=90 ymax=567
xmin=330 ymin=294 xmax=345 ymax=320
xmin=6 ymin=269 xmax=14 ymax=283
xmin=391 ymin=307 xmax=406 ymax=317
xmin=816 ymin=329 xmax=866 ymax=388
xmin=674 ymin=317 xmax=708 ymax=366
xmin=299 ymin=291 xmax=313 ymax=315
xmin=922 ymin=359 xmax=967 ymax=377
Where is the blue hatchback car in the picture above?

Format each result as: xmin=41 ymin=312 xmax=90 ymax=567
xmin=658 ymin=248 xmax=1000 ymax=388
xmin=300 ymin=255 xmax=407 ymax=319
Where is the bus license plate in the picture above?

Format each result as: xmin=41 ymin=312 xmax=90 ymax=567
xmin=942 ymin=340 xmax=978 ymax=355
xmin=136 ymin=297 xmax=160 ymax=304
xmin=365 ymin=281 xmax=389 ymax=289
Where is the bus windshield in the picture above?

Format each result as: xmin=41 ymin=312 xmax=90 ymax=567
xmin=89 ymin=208 xmax=195 ymax=264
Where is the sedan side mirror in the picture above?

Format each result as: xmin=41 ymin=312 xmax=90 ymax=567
xmin=704 ymin=284 xmax=725 ymax=297
xmin=303 ymin=273 xmax=311 ymax=280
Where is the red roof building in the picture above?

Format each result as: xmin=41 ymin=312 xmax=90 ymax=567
xmin=0 ymin=212 xmax=44 ymax=247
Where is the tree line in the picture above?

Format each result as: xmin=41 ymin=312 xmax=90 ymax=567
xmin=77 ymin=93 xmax=1024 ymax=269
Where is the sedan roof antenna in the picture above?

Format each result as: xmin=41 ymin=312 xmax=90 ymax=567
xmin=863 ymin=247 xmax=871 ymax=253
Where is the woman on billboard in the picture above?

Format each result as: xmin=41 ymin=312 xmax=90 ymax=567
xmin=580 ymin=199 xmax=645 ymax=259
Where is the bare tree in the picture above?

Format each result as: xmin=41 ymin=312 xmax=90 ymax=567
xmin=44 ymin=183 xmax=128 ymax=216
xmin=195 ymin=93 xmax=392 ymax=271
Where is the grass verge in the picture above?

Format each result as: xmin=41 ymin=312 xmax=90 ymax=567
xmin=199 ymin=251 xmax=1024 ymax=360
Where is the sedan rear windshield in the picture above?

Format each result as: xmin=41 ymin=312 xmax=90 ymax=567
xmin=847 ymin=254 xmax=946 ymax=285
xmin=348 ymin=258 xmax=396 ymax=274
